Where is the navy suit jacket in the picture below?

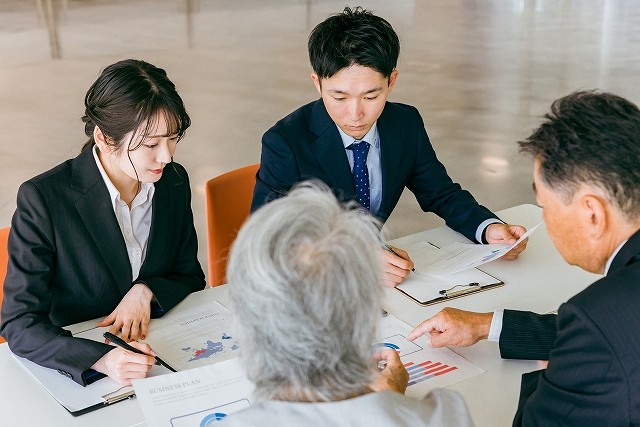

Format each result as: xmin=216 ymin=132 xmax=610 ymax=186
xmin=251 ymin=100 xmax=498 ymax=242
xmin=0 ymin=148 xmax=205 ymax=385
xmin=510 ymin=229 xmax=640 ymax=426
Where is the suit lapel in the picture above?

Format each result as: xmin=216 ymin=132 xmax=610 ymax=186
xmin=71 ymin=149 xmax=132 ymax=295
xmin=377 ymin=106 xmax=403 ymax=217
xmin=139 ymin=176 xmax=171 ymax=276
xmin=309 ymin=100 xmax=356 ymax=200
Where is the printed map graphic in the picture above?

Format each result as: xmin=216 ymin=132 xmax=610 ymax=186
xmin=183 ymin=333 xmax=240 ymax=362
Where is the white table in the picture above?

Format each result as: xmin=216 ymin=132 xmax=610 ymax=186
xmin=0 ymin=204 xmax=598 ymax=426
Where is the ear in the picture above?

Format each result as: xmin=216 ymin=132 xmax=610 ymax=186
xmin=93 ymin=126 xmax=111 ymax=154
xmin=387 ymin=69 xmax=399 ymax=92
xmin=311 ymin=73 xmax=322 ymax=96
xmin=581 ymin=194 xmax=608 ymax=240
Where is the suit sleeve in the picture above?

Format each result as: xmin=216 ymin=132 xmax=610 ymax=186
xmin=141 ymin=168 xmax=206 ymax=310
xmin=405 ymin=109 xmax=498 ymax=242
xmin=499 ymin=310 xmax=557 ymax=360
xmin=0 ymin=182 xmax=111 ymax=386
xmin=513 ymin=302 xmax=625 ymax=426
xmin=251 ymin=129 xmax=299 ymax=212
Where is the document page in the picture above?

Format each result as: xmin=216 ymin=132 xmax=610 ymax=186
xmin=142 ymin=300 xmax=240 ymax=372
xmin=406 ymin=223 xmax=541 ymax=275
xmin=74 ymin=299 xmax=239 ymax=372
xmin=133 ymin=358 xmax=254 ymax=426
xmin=377 ymin=314 xmax=484 ymax=397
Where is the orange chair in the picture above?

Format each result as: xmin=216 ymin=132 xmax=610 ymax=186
xmin=205 ymin=164 xmax=259 ymax=286
xmin=0 ymin=227 xmax=10 ymax=344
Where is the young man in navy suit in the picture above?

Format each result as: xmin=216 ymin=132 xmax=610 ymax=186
xmin=251 ymin=7 xmax=527 ymax=287
xmin=408 ymin=90 xmax=640 ymax=425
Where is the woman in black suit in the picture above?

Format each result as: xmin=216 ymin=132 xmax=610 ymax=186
xmin=0 ymin=59 xmax=206 ymax=386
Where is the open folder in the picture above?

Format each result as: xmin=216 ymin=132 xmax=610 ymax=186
xmin=12 ymin=292 xmax=237 ymax=416
xmin=395 ymin=242 xmax=504 ymax=305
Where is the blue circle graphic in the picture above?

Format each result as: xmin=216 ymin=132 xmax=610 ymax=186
xmin=200 ymin=412 xmax=227 ymax=426
xmin=381 ymin=342 xmax=400 ymax=350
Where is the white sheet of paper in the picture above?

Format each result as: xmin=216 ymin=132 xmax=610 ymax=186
xmin=133 ymin=358 xmax=254 ymax=426
xmin=377 ymin=314 xmax=484 ymax=396
xmin=407 ymin=223 xmax=541 ymax=275
xmin=141 ymin=300 xmax=240 ymax=372
xmin=74 ymin=300 xmax=239 ymax=372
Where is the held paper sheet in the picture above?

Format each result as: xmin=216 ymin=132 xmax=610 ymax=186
xmin=406 ymin=223 xmax=541 ymax=275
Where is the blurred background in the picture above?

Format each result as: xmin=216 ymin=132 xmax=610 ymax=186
xmin=1 ymin=0 xmax=639 ymax=282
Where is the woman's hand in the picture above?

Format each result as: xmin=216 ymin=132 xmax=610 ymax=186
xmin=91 ymin=342 xmax=156 ymax=386
xmin=97 ymin=283 xmax=154 ymax=341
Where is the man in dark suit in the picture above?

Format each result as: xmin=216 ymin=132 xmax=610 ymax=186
xmin=251 ymin=7 xmax=527 ymax=286
xmin=408 ymin=90 xmax=640 ymax=425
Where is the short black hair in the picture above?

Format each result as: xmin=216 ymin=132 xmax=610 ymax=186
xmin=308 ymin=6 xmax=400 ymax=80
xmin=519 ymin=90 xmax=640 ymax=218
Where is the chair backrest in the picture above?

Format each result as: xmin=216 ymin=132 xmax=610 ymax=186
xmin=0 ymin=227 xmax=10 ymax=344
xmin=204 ymin=164 xmax=259 ymax=286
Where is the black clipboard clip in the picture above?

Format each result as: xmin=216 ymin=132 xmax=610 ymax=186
xmin=439 ymin=282 xmax=481 ymax=298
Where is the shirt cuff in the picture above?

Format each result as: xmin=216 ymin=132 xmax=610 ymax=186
xmin=476 ymin=219 xmax=503 ymax=244
xmin=487 ymin=309 xmax=504 ymax=342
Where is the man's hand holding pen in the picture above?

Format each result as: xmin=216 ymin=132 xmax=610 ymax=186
xmin=382 ymin=245 xmax=415 ymax=287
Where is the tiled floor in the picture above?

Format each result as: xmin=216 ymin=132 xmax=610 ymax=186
xmin=2 ymin=0 xmax=639 ymax=281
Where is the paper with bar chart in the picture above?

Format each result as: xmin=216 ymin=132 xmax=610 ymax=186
xmin=377 ymin=314 xmax=484 ymax=397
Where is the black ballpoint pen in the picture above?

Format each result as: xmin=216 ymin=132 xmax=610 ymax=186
xmin=103 ymin=331 xmax=177 ymax=373
xmin=383 ymin=244 xmax=416 ymax=272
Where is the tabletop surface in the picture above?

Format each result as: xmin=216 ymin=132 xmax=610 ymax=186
xmin=0 ymin=204 xmax=598 ymax=426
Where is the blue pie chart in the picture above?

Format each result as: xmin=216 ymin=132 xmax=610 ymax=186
xmin=200 ymin=412 xmax=227 ymax=426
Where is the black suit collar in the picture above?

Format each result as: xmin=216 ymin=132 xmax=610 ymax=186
xmin=609 ymin=228 xmax=640 ymax=274
xmin=71 ymin=148 xmax=133 ymax=295
xmin=377 ymin=104 xmax=403 ymax=219
xmin=139 ymin=165 xmax=182 ymax=277
xmin=309 ymin=100 xmax=356 ymax=200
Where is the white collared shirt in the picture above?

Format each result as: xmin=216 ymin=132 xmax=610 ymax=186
xmin=92 ymin=147 xmax=154 ymax=281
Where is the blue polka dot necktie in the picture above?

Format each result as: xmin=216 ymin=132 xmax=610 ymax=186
xmin=347 ymin=140 xmax=370 ymax=210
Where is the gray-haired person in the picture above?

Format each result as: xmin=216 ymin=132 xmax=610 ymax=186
xmin=221 ymin=183 xmax=474 ymax=426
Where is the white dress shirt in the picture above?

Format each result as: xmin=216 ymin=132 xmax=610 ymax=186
xmin=92 ymin=147 xmax=154 ymax=281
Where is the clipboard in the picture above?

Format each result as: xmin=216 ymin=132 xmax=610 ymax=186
xmin=393 ymin=240 xmax=505 ymax=306
xmin=395 ymin=267 xmax=504 ymax=306
xmin=395 ymin=268 xmax=504 ymax=306
xmin=13 ymin=353 xmax=171 ymax=416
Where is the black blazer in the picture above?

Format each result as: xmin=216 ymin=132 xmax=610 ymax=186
xmin=0 ymin=148 xmax=205 ymax=385
xmin=512 ymin=229 xmax=640 ymax=426
xmin=251 ymin=100 xmax=498 ymax=242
